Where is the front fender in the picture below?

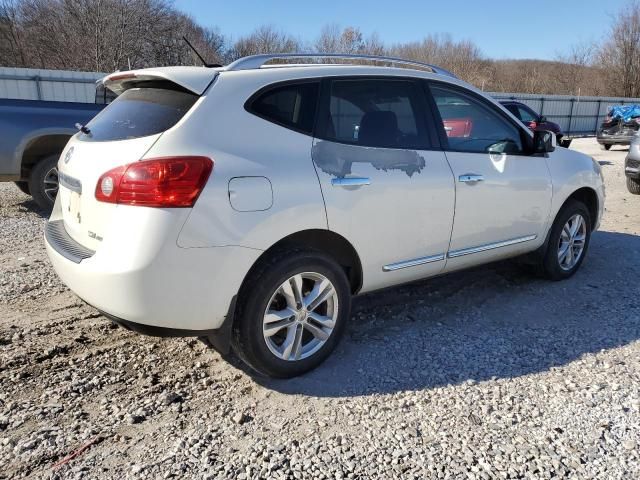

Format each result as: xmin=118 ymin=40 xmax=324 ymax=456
xmin=545 ymin=148 xmax=604 ymax=230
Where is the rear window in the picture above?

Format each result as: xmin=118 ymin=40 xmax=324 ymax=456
xmin=79 ymin=87 xmax=197 ymax=142
xmin=248 ymin=82 xmax=319 ymax=134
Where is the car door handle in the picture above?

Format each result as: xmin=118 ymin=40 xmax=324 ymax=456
xmin=459 ymin=174 xmax=484 ymax=183
xmin=331 ymin=177 xmax=371 ymax=187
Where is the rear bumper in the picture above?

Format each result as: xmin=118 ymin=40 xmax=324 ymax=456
xmin=597 ymin=132 xmax=636 ymax=145
xmin=45 ymin=209 xmax=261 ymax=332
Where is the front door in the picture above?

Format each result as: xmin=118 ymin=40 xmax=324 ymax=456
xmin=312 ymin=77 xmax=455 ymax=292
xmin=428 ymin=83 xmax=552 ymax=271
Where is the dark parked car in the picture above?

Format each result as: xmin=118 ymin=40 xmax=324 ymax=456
xmin=597 ymin=105 xmax=640 ymax=151
xmin=500 ymin=101 xmax=571 ymax=147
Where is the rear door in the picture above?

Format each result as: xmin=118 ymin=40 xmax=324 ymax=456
xmin=312 ymin=77 xmax=455 ymax=292
xmin=427 ymin=82 xmax=552 ymax=271
xmin=57 ymin=85 xmax=199 ymax=250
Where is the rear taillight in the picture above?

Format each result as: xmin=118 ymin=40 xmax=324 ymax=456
xmin=95 ymin=156 xmax=213 ymax=207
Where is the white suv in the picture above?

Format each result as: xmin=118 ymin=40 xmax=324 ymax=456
xmin=45 ymin=54 xmax=604 ymax=378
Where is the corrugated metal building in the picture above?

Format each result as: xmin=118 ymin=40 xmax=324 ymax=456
xmin=0 ymin=67 xmax=105 ymax=103
xmin=491 ymin=92 xmax=640 ymax=137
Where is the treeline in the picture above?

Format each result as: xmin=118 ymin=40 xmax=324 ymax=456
xmin=1 ymin=0 xmax=639 ymax=97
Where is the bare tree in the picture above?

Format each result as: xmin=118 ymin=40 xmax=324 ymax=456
xmin=599 ymin=1 xmax=640 ymax=97
xmin=0 ymin=0 xmax=226 ymax=71
xmin=228 ymin=24 xmax=299 ymax=61
xmin=0 ymin=0 xmax=26 ymax=66
xmin=0 ymin=2 xmax=619 ymax=96
xmin=389 ymin=34 xmax=488 ymax=84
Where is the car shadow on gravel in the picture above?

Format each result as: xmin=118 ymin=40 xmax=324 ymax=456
xmin=16 ymin=199 xmax=51 ymax=217
xmin=254 ymin=230 xmax=640 ymax=397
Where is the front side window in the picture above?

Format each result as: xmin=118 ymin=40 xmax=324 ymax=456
xmin=320 ymin=79 xmax=429 ymax=149
xmin=431 ymin=85 xmax=523 ymax=154
xmin=249 ymin=82 xmax=319 ymax=134
xmin=80 ymin=87 xmax=197 ymax=142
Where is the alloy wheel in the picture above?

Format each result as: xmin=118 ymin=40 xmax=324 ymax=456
xmin=557 ymin=213 xmax=586 ymax=271
xmin=43 ymin=166 xmax=59 ymax=203
xmin=262 ymin=272 xmax=338 ymax=361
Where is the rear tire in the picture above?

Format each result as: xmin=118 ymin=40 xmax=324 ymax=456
xmin=538 ymin=200 xmax=591 ymax=281
xmin=232 ymin=249 xmax=351 ymax=378
xmin=601 ymin=144 xmax=612 ymax=151
xmin=14 ymin=181 xmax=30 ymax=195
xmin=28 ymin=154 xmax=60 ymax=210
xmin=627 ymin=177 xmax=640 ymax=195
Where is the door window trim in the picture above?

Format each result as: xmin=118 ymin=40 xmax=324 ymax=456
xmin=315 ymin=76 xmax=438 ymax=151
xmin=424 ymin=80 xmax=534 ymax=156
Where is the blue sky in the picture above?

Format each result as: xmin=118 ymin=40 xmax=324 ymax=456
xmin=174 ymin=0 xmax=629 ymax=60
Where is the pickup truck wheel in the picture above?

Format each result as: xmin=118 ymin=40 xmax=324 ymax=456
xmin=28 ymin=154 xmax=59 ymax=210
xmin=627 ymin=177 xmax=640 ymax=195
xmin=602 ymin=144 xmax=612 ymax=151
xmin=232 ymin=249 xmax=351 ymax=378
xmin=539 ymin=200 xmax=591 ymax=281
xmin=14 ymin=181 xmax=30 ymax=195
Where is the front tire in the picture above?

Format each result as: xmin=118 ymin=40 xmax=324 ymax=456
xmin=232 ymin=249 xmax=351 ymax=378
xmin=28 ymin=154 xmax=60 ymax=210
xmin=539 ymin=200 xmax=591 ymax=280
xmin=627 ymin=177 xmax=640 ymax=195
xmin=601 ymin=144 xmax=612 ymax=151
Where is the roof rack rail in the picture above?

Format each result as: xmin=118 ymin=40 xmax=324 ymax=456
xmin=224 ymin=53 xmax=457 ymax=78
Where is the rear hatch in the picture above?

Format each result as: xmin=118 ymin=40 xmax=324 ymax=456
xmin=57 ymin=70 xmax=214 ymax=251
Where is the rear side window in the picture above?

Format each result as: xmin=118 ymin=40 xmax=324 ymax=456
xmin=79 ymin=87 xmax=197 ymax=142
xmin=319 ymin=79 xmax=429 ymax=149
xmin=248 ymin=82 xmax=319 ymax=134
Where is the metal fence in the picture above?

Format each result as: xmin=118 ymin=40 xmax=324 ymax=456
xmin=0 ymin=67 xmax=105 ymax=103
xmin=2 ymin=67 xmax=640 ymax=135
xmin=490 ymin=92 xmax=640 ymax=137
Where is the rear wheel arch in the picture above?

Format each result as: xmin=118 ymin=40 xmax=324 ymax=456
xmin=243 ymin=230 xmax=363 ymax=296
xmin=20 ymin=134 xmax=70 ymax=178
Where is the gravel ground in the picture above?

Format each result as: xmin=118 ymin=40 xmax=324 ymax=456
xmin=1 ymin=138 xmax=639 ymax=479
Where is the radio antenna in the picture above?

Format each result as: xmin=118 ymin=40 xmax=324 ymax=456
xmin=183 ymin=36 xmax=222 ymax=68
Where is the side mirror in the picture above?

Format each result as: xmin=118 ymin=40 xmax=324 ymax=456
xmin=532 ymin=130 xmax=556 ymax=153
xmin=538 ymin=115 xmax=548 ymax=123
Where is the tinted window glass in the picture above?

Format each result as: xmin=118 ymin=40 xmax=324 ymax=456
xmin=79 ymin=87 xmax=197 ymax=142
xmin=517 ymin=105 xmax=538 ymax=123
xmin=321 ymin=79 xmax=428 ymax=149
xmin=250 ymin=82 xmax=319 ymax=134
xmin=504 ymin=104 xmax=520 ymax=119
xmin=431 ymin=85 xmax=523 ymax=154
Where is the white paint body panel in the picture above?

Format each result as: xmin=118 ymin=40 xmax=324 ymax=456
xmin=312 ymin=139 xmax=455 ymax=292
xmin=45 ymin=63 xmax=605 ymax=333
xmin=443 ymin=151 xmax=551 ymax=271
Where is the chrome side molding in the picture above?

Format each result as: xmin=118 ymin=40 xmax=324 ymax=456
xmin=382 ymin=235 xmax=537 ymax=272
xmin=382 ymin=253 xmax=445 ymax=272
xmin=447 ymin=235 xmax=537 ymax=258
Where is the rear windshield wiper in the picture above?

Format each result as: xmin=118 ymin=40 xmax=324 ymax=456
xmin=75 ymin=123 xmax=91 ymax=136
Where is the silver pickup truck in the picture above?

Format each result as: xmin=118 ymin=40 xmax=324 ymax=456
xmin=0 ymin=93 xmax=107 ymax=209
